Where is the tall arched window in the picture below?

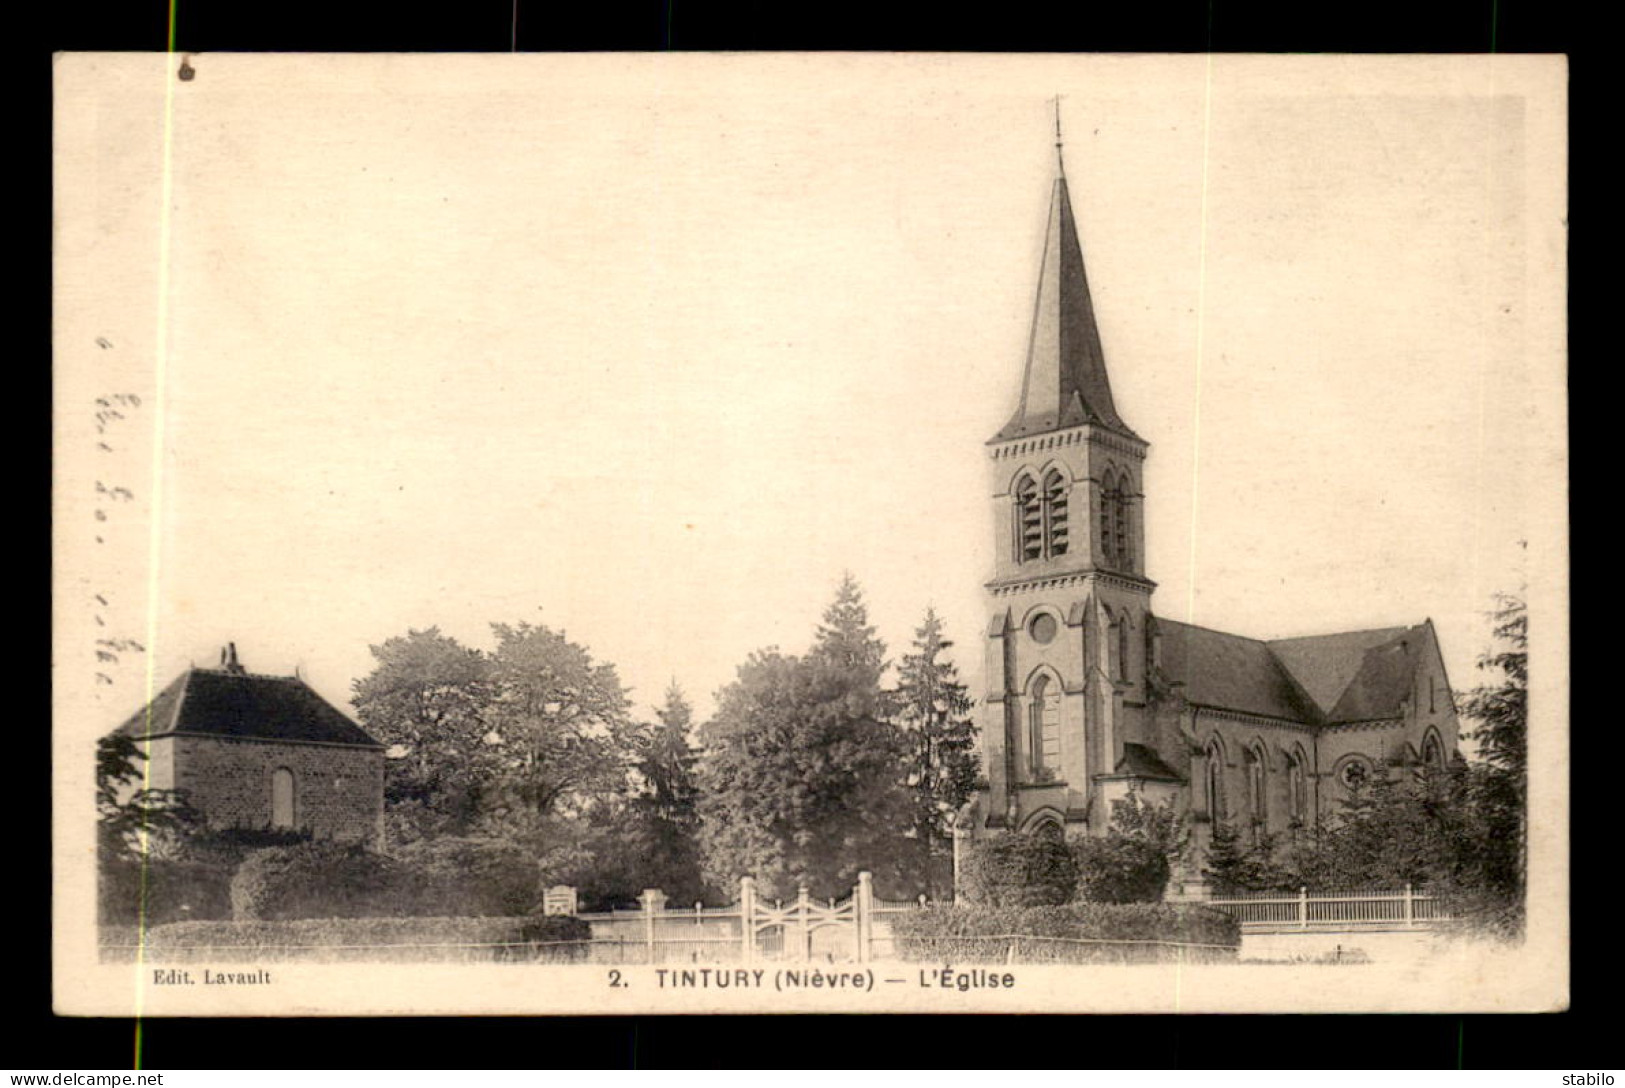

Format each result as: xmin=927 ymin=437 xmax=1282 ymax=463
xmin=1099 ymin=472 xmax=1119 ymax=568
xmin=1028 ymin=674 xmax=1061 ymax=778
xmin=1042 ymin=470 xmax=1069 ymax=557
xmin=1115 ymin=618 xmax=1131 ymax=683
xmin=1244 ymin=745 xmax=1267 ymax=827
xmin=1422 ymin=733 xmax=1444 ymax=772
xmin=1286 ymin=748 xmax=1308 ymax=824
xmin=1015 ymin=474 xmax=1042 ymax=562
xmin=271 ymin=767 xmax=297 ymax=829
xmin=1204 ymin=740 xmax=1225 ymax=821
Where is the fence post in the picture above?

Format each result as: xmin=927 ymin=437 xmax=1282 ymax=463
xmin=855 ymin=871 xmax=873 ymax=963
xmin=739 ymin=877 xmax=756 ymax=964
xmin=1298 ymin=886 xmax=1308 ymax=931
xmin=641 ymin=888 xmax=667 ymax=964
xmin=796 ymin=885 xmax=811 ymax=963
xmin=1403 ymin=883 xmax=1414 ymax=929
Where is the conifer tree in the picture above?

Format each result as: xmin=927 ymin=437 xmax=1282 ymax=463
xmin=811 ymin=571 xmax=889 ymax=683
xmin=892 ymin=607 xmax=980 ymax=897
xmin=626 ymin=683 xmax=707 ymax=903
xmin=696 ymin=576 xmax=911 ymax=899
xmin=1456 ymin=591 xmax=1528 ymax=935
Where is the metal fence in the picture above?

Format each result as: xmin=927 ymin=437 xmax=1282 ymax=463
xmin=1205 ymin=885 xmax=1453 ymax=933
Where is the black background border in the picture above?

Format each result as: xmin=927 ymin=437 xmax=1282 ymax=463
xmin=35 ymin=0 xmax=1591 ymax=1070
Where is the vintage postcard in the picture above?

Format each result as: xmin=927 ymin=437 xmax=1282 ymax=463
xmin=53 ymin=52 xmax=1567 ymax=1016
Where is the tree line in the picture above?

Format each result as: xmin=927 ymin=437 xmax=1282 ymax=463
xmin=349 ymin=574 xmax=981 ymax=907
xmin=97 ymin=582 xmax=1525 ymax=937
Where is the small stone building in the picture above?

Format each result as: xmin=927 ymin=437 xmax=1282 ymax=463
xmin=110 ymin=645 xmax=385 ymax=846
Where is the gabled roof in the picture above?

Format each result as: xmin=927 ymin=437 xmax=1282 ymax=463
xmin=1155 ymin=618 xmax=1323 ymax=724
xmin=1154 ymin=618 xmax=1432 ymax=727
xmin=113 ymin=668 xmax=381 ymax=748
xmin=1266 ymin=626 xmax=1410 ymax=714
xmin=1113 ymin=742 xmax=1185 ymax=782
xmin=1269 ymin=624 xmax=1428 ymax=724
xmin=992 ymin=172 xmax=1137 ymax=443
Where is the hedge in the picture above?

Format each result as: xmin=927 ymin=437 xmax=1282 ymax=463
xmin=1072 ymin=836 xmax=1171 ymax=904
xmin=958 ymin=835 xmax=1079 ymax=907
xmin=111 ymin=915 xmax=594 ymax=964
xmin=99 ymin=857 xmax=235 ymax=926
xmin=230 ymin=841 xmax=408 ymax=921
xmin=390 ymin=837 xmax=541 ymax=917
xmin=888 ymin=903 xmax=1239 ymax=965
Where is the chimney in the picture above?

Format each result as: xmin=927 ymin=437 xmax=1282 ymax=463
xmin=224 ymin=642 xmax=245 ymax=675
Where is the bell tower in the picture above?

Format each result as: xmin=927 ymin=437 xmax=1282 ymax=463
xmin=978 ymin=114 xmax=1155 ymax=836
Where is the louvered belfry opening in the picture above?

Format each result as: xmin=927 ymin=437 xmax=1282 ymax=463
xmin=1016 ymin=475 xmax=1044 ymax=561
xmin=1113 ymin=485 xmax=1130 ymax=572
xmin=1043 ymin=470 xmax=1068 ymax=557
xmin=1099 ymin=472 xmax=1119 ymax=568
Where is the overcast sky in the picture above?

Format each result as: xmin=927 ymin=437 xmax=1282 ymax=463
xmin=58 ymin=54 xmax=1564 ymax=731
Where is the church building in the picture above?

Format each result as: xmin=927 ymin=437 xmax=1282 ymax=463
xmin=964 ymin=131 xmax=1460 ymax=878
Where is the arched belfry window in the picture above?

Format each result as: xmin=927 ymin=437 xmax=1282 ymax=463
xmin=271 ymin=767 xmax=297 ymax=829
xmin=1113 ymin=479 xmax=1132 ymax=572
xmin=1042 ymin=470 xmax=1069 ymax=557
xmin=1099 ymin=472 xmax=1119 ymax=568
xmin=1028 ymin=674 xmax=1061 ymax=778
xmin=1015 ymin=474 xmax=1043 ymax=562
xmin=1204 ymin=740 xmax=1225 ymax=821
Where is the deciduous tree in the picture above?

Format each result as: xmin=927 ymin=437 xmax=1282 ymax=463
xmin=351 ymin=627 xmax=492 ymax=841
xmin=479 ymin=621 xmax=636 ymax=837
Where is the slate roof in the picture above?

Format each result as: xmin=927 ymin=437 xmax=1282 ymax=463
xmin=113 ymin=668 xmax=381 ymax=748
xmin=1270 ymin=625 xmax=1429 ymax=724
xmin=1113 ymin=742 xmax=1184 ymax=782
xmin=1156 ymin=618 xmax=1430 ymax=727
xmin=1266 ymin=627 xmax=1412 ymax=716
xmin=1155 ymin=619 xmax=1323 ymax=724
xmin=993 ymin=173 xmax=1139 ymax=443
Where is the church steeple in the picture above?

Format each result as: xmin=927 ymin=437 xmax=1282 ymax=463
xmin=993 ymin=122 xmax=1134 ymax=443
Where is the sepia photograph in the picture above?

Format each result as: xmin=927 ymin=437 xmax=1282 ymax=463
xmin=52 ymin=51 xmax=1567 ymax=1016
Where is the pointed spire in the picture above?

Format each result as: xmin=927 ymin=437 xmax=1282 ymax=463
xmin=993 ymin=112 xmax=1135 ymax=443
xmin=1054 ymin=94 xmax=1066 ymax=178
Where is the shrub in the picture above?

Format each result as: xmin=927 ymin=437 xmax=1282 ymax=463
xmin=230 ymin=841 xmax=407 ymax=921
xmin=135 ymin=916 xmax=594 ymax=963
xmin=513 ymin=913 xmax=592 ymax=947
xmin=390 ymin=837 xmax=541 ymax=917
xmin=1073 ymin=836 xmax=1170 ymax=903
xmin=99 ymin=856 xmax=235 ymax=926
xmin=959 ymin=834 xmax=1078 ymax=907
xmin=179 ymin=827 xmax=314 ymax=865
xmin=890 ymin=903 xmax=1239 ymax=964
